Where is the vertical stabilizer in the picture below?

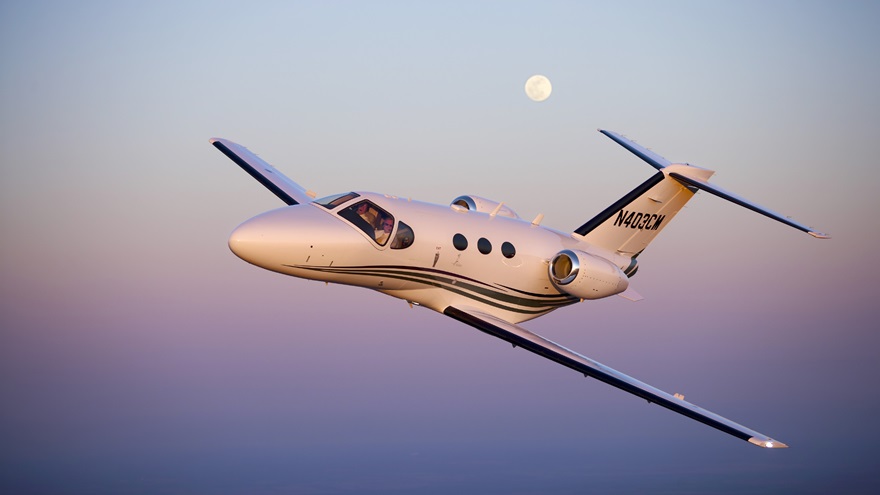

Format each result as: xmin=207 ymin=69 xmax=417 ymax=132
xmin=574 ymin=165 xmax=713 ymax=257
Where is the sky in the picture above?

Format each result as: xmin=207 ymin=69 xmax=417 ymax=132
xmin=1 ymin=1 xmax=879 ymax=493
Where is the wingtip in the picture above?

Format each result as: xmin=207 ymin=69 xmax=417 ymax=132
xmin=808 ymin=231 xmax=831 ymax=239
xmin=748 ymin=437 xmax=789 ymax=449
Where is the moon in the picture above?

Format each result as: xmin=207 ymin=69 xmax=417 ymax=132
xmin=525 ymin=75 xmax=552 ymax=102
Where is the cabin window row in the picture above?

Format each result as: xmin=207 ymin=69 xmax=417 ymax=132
xmin=452 ymin=233 xmax=516 ymax=259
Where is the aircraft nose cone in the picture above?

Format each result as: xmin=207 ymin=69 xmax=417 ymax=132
xmin=228 ymin=216 xmax=267 ymax=265
xmin=227 ymin=205 xmax=361 ymax=273
xmin=227 ymin=206 xmax=329 ymax=271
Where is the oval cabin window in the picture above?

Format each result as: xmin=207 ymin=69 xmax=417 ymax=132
xmin=477 ymin=237 xmax=492 ymax=255
xmin=453 ymin=233 xmax=468 ymax=251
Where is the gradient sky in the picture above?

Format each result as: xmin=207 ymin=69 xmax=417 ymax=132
xmin=2 ymin=1 xmax=879 ymax=493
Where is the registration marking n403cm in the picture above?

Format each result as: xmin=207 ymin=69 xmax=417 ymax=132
xmin=614 ymin=210 xmax=665 ymax=230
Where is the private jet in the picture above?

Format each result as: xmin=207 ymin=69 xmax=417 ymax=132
xmin=212 ymin=129 xmax=828 ymax=448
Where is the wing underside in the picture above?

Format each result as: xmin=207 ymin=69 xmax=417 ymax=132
xmin=444 ymin=306 xmax=787 ymax=448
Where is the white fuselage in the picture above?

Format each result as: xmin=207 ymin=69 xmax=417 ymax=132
xmin=228 ymin=192 xmax=631 ymax=323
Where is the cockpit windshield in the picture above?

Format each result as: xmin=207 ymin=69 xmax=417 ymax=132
xmin=335 ymin=199 xmax=415 ymax=249
xmin=314 ymin=192 xmax=360 ymax=210
xmin=338 ymin=200 xmax=393 ymax=246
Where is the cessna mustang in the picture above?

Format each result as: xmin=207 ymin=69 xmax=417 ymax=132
xmin=212 ymin=130 xmax=828 ymax=448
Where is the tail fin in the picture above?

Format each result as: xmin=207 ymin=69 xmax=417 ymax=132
xmin=575 ymin=130 xmax=828 ymax=257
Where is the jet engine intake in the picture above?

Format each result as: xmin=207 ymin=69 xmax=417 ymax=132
xmin=549 ymin=249 xmax=629 ymax=300
xmin=451 ymin=195 xmax=520 ymax=218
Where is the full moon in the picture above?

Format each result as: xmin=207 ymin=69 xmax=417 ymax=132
xmin=525 ymin=74 xmax=552 ymax=102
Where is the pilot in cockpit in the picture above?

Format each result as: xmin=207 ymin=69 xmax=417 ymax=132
xmin=356 ymin=202 xmax=377 ymax=228
xmin=375 ymin=215 xmax=394 ymax=245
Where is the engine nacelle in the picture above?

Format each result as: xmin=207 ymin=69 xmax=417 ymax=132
xmin=549 ymin=249 xmax=629 ymax=300
xmin=451 ymin=195 xmax=520 ymax=219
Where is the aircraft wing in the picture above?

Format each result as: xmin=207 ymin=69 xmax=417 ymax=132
xmin=443 ymin=306 xmax=787 ymax=448
xmin=211 ymin=138 xmax=314 ymax=205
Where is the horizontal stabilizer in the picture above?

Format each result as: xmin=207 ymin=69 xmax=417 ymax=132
xmin=596 ymin=130 xmax=830 ymax=240
xmin=600 ymin=130 xmax=672 ymax=170
xmin=211 ymin=138 xmax=313 ymax=206
xmin=668 ymin=171 xmax=830 ymax=239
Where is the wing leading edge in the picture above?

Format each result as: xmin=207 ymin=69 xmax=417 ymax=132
xmin=444 ymin=306 xmax=787 ymax=448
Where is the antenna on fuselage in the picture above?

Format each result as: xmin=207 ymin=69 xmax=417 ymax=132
xmin=531 ymin=213 xmax=544 ymax=226
xmin=489 ymin=202 xmax=505 ymax=218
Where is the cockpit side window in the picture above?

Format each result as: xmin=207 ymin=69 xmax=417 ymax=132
xmin=339 ymin=200 xmax=394 ymax=246
xmin=391 ymin=221 xmax=414 ymax=250
xmin=315 ymin=192 xmax=360 ymax=210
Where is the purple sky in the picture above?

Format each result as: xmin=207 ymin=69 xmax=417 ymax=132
xmin=2 ymin=1 xmax=879 ymax=493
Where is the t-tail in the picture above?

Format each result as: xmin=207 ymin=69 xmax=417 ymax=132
xmin=575 ymin=130 xmax=829 ymax=259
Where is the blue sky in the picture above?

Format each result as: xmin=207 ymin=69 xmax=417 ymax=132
xmin=2 ymin=1 xmax=879 ymax=493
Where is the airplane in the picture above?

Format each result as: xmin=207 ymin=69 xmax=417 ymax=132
xmin=211 ymin=129 xmax=829 ymax=449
